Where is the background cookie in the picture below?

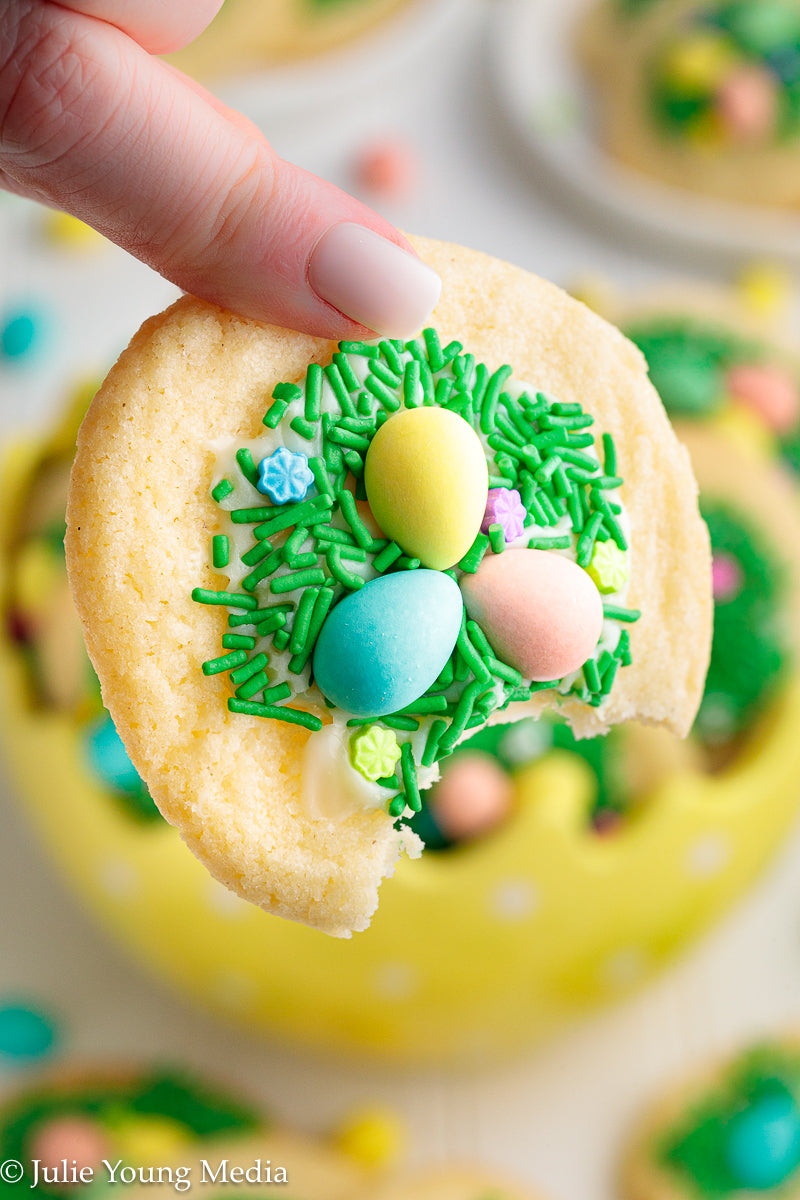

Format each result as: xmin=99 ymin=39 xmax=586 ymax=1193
xmin=579 ymin=0 xmax=800 ymax=207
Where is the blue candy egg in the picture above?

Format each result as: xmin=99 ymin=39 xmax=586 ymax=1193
xmin=312 ymin=570 xmax=463 ymax=718
xmin=725 ymin=1090 xmax=800 ymax=1190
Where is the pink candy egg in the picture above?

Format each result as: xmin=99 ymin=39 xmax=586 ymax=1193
xmin=30 ymin=1115 xmax=109 ymax=1180
xmin=726 ymin=363 xmax=800 ymax=433
xmin=460 ymin=548 xmax=604 ymax=682
xmin=430 ymin=752 xmax=514 ymax=842
xmin=715 ymin=67 xmax=778 ymax=141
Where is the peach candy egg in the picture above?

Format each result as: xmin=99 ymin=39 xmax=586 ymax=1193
xmin=430 ymin=752 xmax=514 ymax=842
xmin=460 ymin=548 xmax=604 ymax=682
xmin=30 ymin=1115 xmax=109 ymax=1179
xmin=715 ymin=67 xmax=778 ymax=141
xmin=726 ymin=363 xmax=800 ymax=433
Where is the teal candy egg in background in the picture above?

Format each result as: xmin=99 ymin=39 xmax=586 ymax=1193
xmin=312 ymin=569 xmax=462 ymax=717
xmin=724 ymin=1090 xmax=800 ymax=1190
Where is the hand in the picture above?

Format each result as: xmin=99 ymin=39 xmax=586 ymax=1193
xmin=0 ymin=0 xmax=441 ymax=339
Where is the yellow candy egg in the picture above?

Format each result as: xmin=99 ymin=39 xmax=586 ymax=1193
xmin=364 ymin=407 xmax=488 ymax=570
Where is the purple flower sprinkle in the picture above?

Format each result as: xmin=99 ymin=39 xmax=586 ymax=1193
xmin=257 ymin=447 xmax=315 ymax=504
xmin=481 ymin=487 xmax=526 ymax=543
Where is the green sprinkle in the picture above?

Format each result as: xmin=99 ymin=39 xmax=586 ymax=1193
xmin=326 ymin=544 xmax=365 ymax=590
xmin=528 ymin=535 xmax=571 ymax=549
xmin=328 ymin=426 xmax=371 ymax=452
xmin=365 ymin=372 xmax=401 ymax=411
xmin=618 ymin=630 xmax=632 ymax=666
xmin=227 ymin=698 xmax=322 ymax=730
xmin=422 ymin=718 xmax=447 ymax=767
xmin=434 ymin=377 xmax=454 ymax=407
xmin=403 ymin=359 xmax=421 ymax=407
xmin=576 ymin=511 xmax=604 ymax=567
xmin=370 ymin=359 xmax=401 ymax=390
xmin=272 ymin=381 xmax=302 ymax=402
xmin=340 ymin=340 xmax=378 ymax=358
xmin=373 ymin=541 xmax=403 ymax=573
xmin=262 ymin=682 xmax=292 ymax=704
xmin=602 ymin=604 xmax=641 ymax=623
xmin=388 ymin=795 xmax=405 ymax=818
xmin=236 ymin=448 xmax=259 ymax=487
xmin=539 ymin=412 xmax=594 ymax=430
xmin=583 ymin=657 xmax=601 ymax=693
xmin=599 ymin=656 xmax=619 ymax=696
xmin=396 ymin=555 xmax=420 ymax=570
xmin=480 ymin=364 xmax=513 ymax=434
xmin=192 ymin=588 xmax=257 ymax=611
xmin=458 ymin=532 xmax=490 ymax=574
xmin=439 ymin=679 xmax=487 ymax=752
xmin=380 ymin=339 xmax=403 ymax=375
xmin=290 ymin=416 xmax=316 ymax=441
xmin=434 ymin=657 xmax=454 ymax=689
xmin=241 ymin=538 xmax=273 ymax=568
xmin=423 ymin=327 xmax=444 ymax=372
xmin=304 ymin=362 xmax=322 ymax=422
xmin=255 ymin=494 xmax=333 ymax=540
xmin=456 ymin=618 xmax=492 ymax=683
xmin=283 ymin=526 xmax=309 ymax=560
xmin=323 ymin=362 xmax=351 ymax=411
xmin=486 ymin=657 xmax=522 ymax=686
xmin=212 ymin=535 xmax=230 ymax=568
xmin=337 ymin=487 xmax=373 ymax=549
xmin=223 ymin=633 xmax=255 ymax=650
xmin=230 ymin=652 xmax=269 ymax=686
xmin=383 ymin=715 xmax=420 ymax=732
xmin=243 ymin=555 xmax=282 ymax=593
xmin=203 ymin=650 xmax=248 ymax=676
xmin=289 ymin=587 xmax=319 ymax=655
xmin=231 ymin=505 xmax=275 ymax=524
xmin=332 ymin=352 xmax=360 ymax=397
xmin=595 ymin=475 xmax=623 ymax=490
xmin=395 ymin=694 xmax=449 ymax=716
xmin=263 ymin=398 xmax=289 ymax=429
xmin=315 ymin=526 xmax=357 ymax=546
xmin=272 ymin=627 xmax=291 ymax=651
xmin=488 ymin=523 xmax=505 ymax=554
xmin=235 ymin=671 xmax=269 ymax=700
xmin=466 ymin=620 xmax=494 ymax=659
xmin=252 ymin=605 xmax=292 ymax=633
xmin=271 ymin=567 xmax=326 ymax=594
xmin=400 ymin=742 xmax=422 ymax=812
xmin=211 ymin=479 xmax=234 ymax=503
xmin=602 ymin=432 xmax=617 ymax=476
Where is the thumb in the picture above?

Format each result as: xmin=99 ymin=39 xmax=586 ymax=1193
xmin=0 ymin=1 xmax=441 ymax=339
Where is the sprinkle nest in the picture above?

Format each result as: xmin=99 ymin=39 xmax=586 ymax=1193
xmin=193 ymin=329 xmax=639 ymax=818
xmin=650 ymin=1 xmax=800 ymax=146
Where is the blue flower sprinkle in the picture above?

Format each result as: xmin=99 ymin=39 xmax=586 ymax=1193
xmin=257 ymin=447 xmax=315 ymax=504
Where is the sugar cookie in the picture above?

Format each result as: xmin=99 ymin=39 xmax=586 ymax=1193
xmin=66 ymin=236 xmax=711 ymax=936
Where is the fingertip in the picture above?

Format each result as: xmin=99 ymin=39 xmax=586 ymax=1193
xmin=52 ymin=0 xmax=226 ymax=54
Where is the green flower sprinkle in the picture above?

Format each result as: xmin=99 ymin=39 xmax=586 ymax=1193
xmin=350 ymin=725 xmax=403 ymax=782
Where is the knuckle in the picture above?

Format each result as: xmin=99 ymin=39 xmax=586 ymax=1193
xmin=0 ymin=2 xmax=94 ymax=167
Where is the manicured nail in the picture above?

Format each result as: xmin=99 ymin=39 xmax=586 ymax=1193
xmin=308 ymin=223 xmax=441 ymax=339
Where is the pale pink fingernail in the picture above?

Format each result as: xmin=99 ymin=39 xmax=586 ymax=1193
xmin=308 ymin=223 xmax=441 ymax=339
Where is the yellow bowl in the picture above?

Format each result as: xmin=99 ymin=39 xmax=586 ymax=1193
xmin=3 ymin=409 xmax=800 ymax=1065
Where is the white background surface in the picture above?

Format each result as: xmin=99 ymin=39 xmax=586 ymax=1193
xmin=2 ymin=3 xmax=800 ymax=1197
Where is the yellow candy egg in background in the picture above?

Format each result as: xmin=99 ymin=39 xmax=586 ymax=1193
xmin=4 ymin=392 xmax=800 ymax=1065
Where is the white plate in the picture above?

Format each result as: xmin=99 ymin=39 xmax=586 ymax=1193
xmin=491 ymin=0 xmax=800 ymax=263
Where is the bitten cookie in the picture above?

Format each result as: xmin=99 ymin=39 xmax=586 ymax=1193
xmin=66 ymin=235 xmax=711 ymax=936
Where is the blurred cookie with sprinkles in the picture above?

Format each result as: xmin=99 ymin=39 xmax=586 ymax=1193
xmin=65 ymin=235 xmax=712 ymax=936
xmin=580 ymin=0 xmax=800 ymax=207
